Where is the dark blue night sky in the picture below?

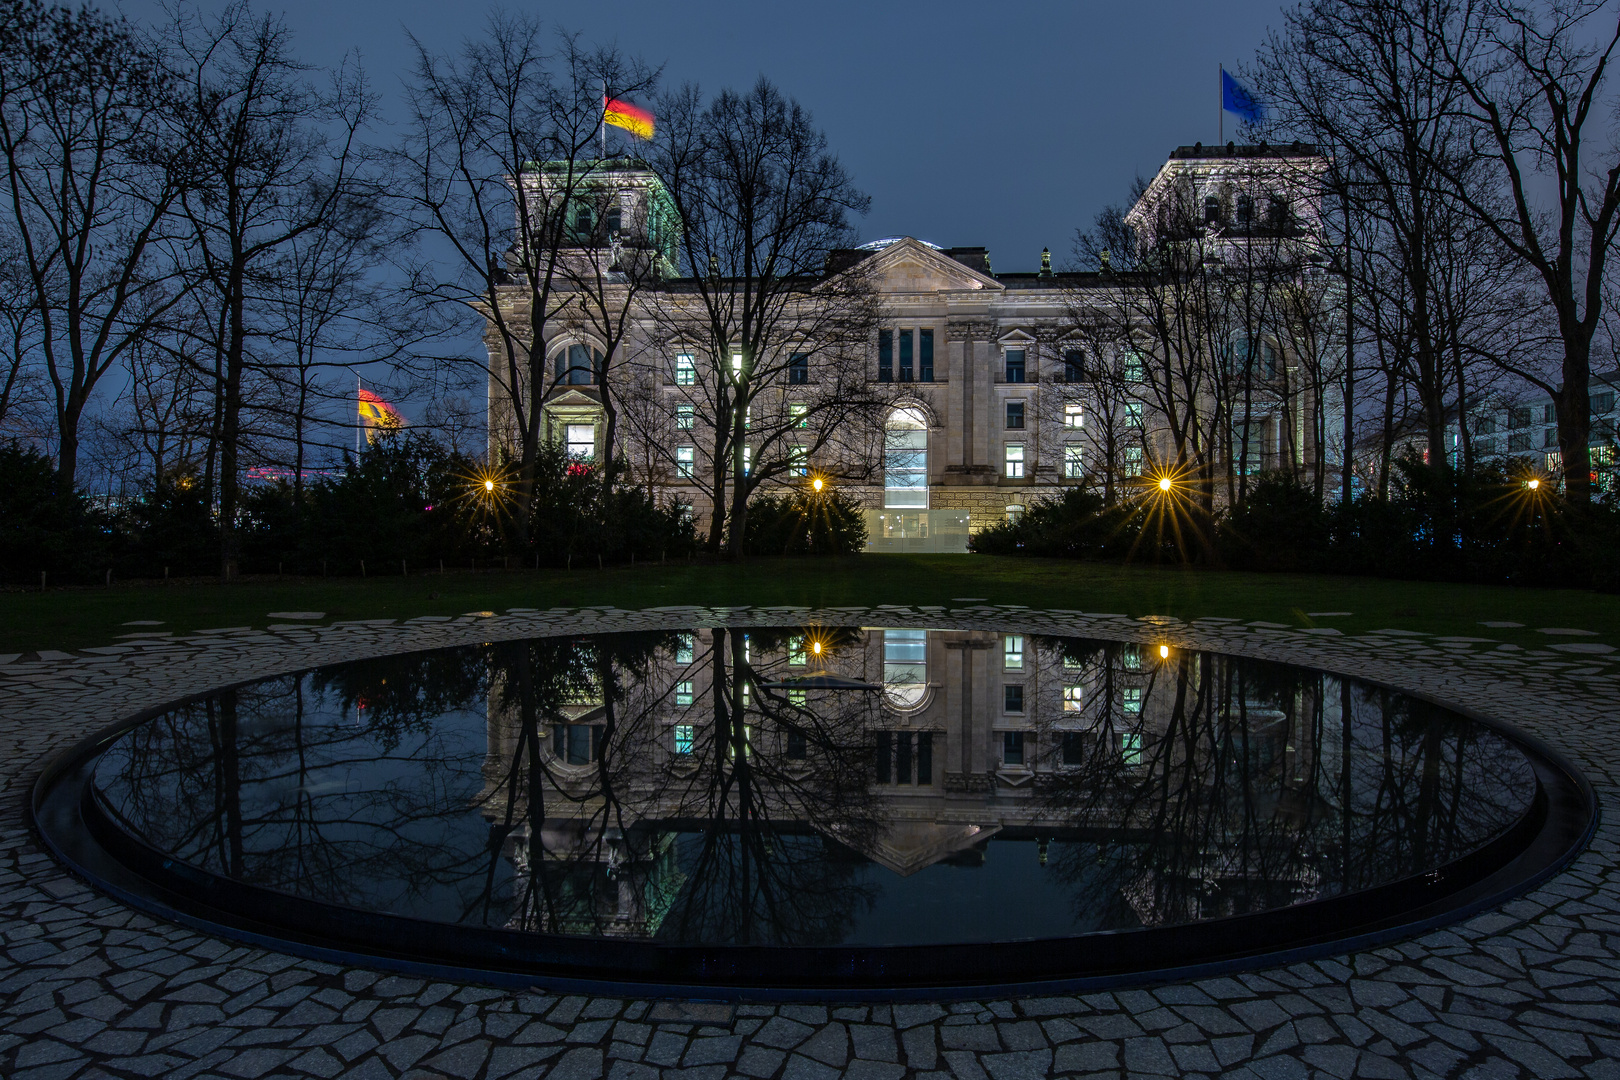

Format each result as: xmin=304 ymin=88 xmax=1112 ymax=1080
xmin=124 ymin=0 xmax=1291 ymax=272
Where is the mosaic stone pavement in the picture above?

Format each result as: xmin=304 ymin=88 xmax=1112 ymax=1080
xmin=2 ymin=603 xmax=1617 ymax=1080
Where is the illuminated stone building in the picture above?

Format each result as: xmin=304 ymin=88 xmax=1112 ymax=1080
xmin=486 ymin=143 xmax=1341 ymax=552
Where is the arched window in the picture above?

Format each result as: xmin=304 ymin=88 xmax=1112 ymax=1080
xmin=884 ymin=408 xmax=928 ymax=508
xmin=883 ymin=629 xmax=927 ymax=711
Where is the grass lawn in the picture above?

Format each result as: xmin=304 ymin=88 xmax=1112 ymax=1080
xmin=2 ymin=554 xmax=1618 ymax=655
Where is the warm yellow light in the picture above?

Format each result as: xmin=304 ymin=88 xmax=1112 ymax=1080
xmin=812 ymin=477 xmax=824 ymax=492
xmin=1158 ymin=476 xmax=1173 ymax=492
xmin=1159 ymin=644 xmax=1170 ymax=659
xmin=812 ymin=640 xmax=822 ymax=655
xmin=484 ymin=479 xmax=495 ymax=492
xmin=1527 ymin=478 xmax=1541 ymax=491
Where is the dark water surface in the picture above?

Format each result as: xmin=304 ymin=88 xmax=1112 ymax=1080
xmin=91 ymin=627 xmax=1537 ymax=948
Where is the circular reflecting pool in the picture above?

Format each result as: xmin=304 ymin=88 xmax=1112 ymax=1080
xmin=35 ymin=625 xmax=1594 ymax=996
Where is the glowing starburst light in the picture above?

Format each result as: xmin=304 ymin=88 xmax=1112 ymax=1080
xmin=1158 ymin=476 xmax=1173 ymax=492
xmin=1159 ymin=644 xmax=1170 ymax=659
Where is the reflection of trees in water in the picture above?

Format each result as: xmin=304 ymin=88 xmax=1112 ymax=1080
xmin=1031 ymin=638 xmax=1534 ymax=928
xmin=96 ymin=646 xmax=500 ymax=918
xmin=486 ymin=627 xmax=885 ymax=946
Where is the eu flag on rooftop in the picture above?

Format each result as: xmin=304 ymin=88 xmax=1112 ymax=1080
xmin=1222 ymin=68 xmax=1266 ymax=124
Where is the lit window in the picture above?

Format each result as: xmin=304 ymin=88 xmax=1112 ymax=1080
xmin=1004 ymin=634 xmax=1024 ymax=669
xmin=885 ymin=407 xmax=928 ymax=508
xmin=1004 ymin=349 xmax=1026 ymax=383
xmin=1006 ymin=402 xmax=1025 ymax=429
xmin=731 ymin=350 xmax=744 ymax=380
xmin=675 ymin=635 xmax=694 ymax=663
xmin=790 ymin=403 xmax=809 ymax=428
xmin=1122 ymin=349 xmax=1145 ymax=382
xmin=789 ymin=445 xmax=808 ymax=476
xmin=788 ymin=636 xmax=807 ymax=666
xmin=674 ymin=352 xmax=696 ymax=386
xmin=1063 ymin=403 xmax=1084 ymax=428
xmin=1121 ymin=447 xmax=1143 ymax=476
xmin=1126 ymin=403 xmax=1144 ymax=428
xmin=565 ymin=424 xmax=595 ymax=459
xmin=1003 ymin=730 xmax=1025 ymax=766
xmin=883 ymin=629 xmax=927 ymax=710
xmin=1122 ymin=732 xmax=1143 ymax=766
xmin=1005 ymin=443 xmax=1025 ymax=478
xmin=1004 ymin=684 xmax=1024 ymax=713
xmin=742 ymin=446 xmax=751 ymax=475
xmin=1123 ymin=687 xmax=1142 ymax=714
xmin=676 ymin=446 xmax=694 ymax=478
xmin=1121 ymin=645 xmax=1142 ymax=670
xmin=1006 ymin=504 xmax=1024 ymax=524
xmin=675 ymin=681 xmax=694 ymax=706
xmin=675 ymin=404 xmax=694 ymax=429
xmin=674 ymin=724 xmax=694 ymax=754
xmin=1064 ymin=445 xmax=1084 ymax=479
xmin=1063 ymin=685 xmax=1083 ymax=711
xmin=788 ymin=689 xmax=807 ymax=707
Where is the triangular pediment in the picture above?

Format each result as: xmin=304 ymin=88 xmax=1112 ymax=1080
xmin=544 ymin=388 xmax=603 ymax=409
xmin=858 ymin=237 xmax=1002 ymax=295
xmin=825 ymin=819 xmax=1002 ymax=877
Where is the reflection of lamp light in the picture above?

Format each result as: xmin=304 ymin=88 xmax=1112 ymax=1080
xmin=1527 ymin=478 xmax=1541 ymax=491
xmin=1159 ymin=644 xmax=1170 ymax=659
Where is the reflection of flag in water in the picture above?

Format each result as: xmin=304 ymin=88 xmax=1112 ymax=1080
xmin=603 ymin=96 xmax=654 ymax=139
xmin=358 ymin=388 xmax=403 ymax=442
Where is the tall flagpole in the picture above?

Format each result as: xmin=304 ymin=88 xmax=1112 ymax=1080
xmin=356 ymin=375 xmax=361 ymax=454
xmin=1219 ymin=64 xmax=1224 ymax=145
xmin=600 ymin=80 xmax=607 ymax=160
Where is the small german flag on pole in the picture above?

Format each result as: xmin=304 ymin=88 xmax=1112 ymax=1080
xmin=603 ymin=96 xmax=654 ymax=139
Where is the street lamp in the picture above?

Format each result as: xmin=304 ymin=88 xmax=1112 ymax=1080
xmin=812 ymin=477 xmax=824 ymax=493
xmin=1158 ymin=476 xmax=1173 ymax=492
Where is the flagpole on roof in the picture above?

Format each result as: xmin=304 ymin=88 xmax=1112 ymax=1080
xmin=600 ymin=80 xmax=607 ymax=161
xmin=1219 ymin=64 xmax=1224 ymax=145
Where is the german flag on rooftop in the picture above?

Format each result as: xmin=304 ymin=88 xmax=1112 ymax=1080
xmin=603 ymin=96 xmax=654 ymax=140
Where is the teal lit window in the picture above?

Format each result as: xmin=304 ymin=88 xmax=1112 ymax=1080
xmin=674 ymin=724 xmax=694 ymax=754
xmin=675 ymin=635 xmax=694 ymax=663
xmin=1122 ymin=732 xmax=1143 ymax=765
xmin=674 ymin=353 xmax=695 ymax=385
xmin=675 ymin=404 xmax=694 ymax=429
xmin=1123 ymin=687 xmax=1142 ymax=714
xmin=675 ymin=681 xmax=694 ymax=706
xmin=1064 ymin=445 xmax=1084 ymax=478
xmin=676 ymin=446 xmax=694 ymax=478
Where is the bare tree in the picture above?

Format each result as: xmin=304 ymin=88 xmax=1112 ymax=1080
xmin=646 ymin=78 xmax=883 ymax=556
xmin=0 ymin=0 xmax=185 ymax=486
xmin=1424 ymin=0 xmax=1620 ymax=502
xmin=165 ymin=1 xmax=373 ymax=578
xmin=395 ymin=12 xmax=655 ymax=542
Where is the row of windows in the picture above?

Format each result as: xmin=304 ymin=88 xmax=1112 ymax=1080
xmin=1008 ymin=730 xmax=1144 ymax=768
xmin=999 ymin=683 xmax=1142 ymax=715
xmin=1477 ymin=394 xmax=1614 ymax=437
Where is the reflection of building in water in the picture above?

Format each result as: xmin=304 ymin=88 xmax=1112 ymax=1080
xmin=479 ymin=628 xmax=1341 ymax=934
